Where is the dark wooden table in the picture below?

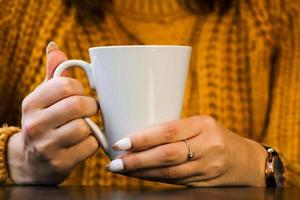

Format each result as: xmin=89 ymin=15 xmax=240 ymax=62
xmin=0 ymin=186 xmax=299 ymax=200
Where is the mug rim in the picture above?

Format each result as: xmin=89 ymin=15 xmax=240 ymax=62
xmin=89 ymin=45 xmax=192 ymax=51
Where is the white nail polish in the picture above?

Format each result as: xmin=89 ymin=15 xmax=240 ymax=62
xmin=108 ymin=159 xmax=124 ymax=172
xmin=112 ymin=137 xmax=131 ymax=151
xmin=46 ymin=41 xmax=59 ymax=55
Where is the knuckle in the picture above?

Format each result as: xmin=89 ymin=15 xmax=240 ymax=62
xmin=22 ymin=120 xmax=41 ymax=139
xmin=72 ymin=79 xmax=84 ymax=93
xmin=50 ymin=159 xmax=71 ymax=174
xmin=162 ymin=123 xmax=178 ymax=141
xmin=211 ymin=140 xmax=225 ymax=155
xmin=88 ymin=136 xmax=99 ymax=151
xmin=202 ymin=116 xmax=217 ymax=127
xmin=136 ymin=134 xmax=150 ymax=149
xmin=22 ymin=96 xmax=33 ymax=113
xmin=188 ymin=115 xmax=202 ymax=129
xmin=190 ymin=115 xmax=202 ymax=123
xmin=160 ymin=167 xmax=178 ymax=179
xmin=161 ymin=145 xmax=178 ymax=163
xmin=33 ymin=143 xmax=52 ymax=160
xmin=57 ymin=78 xmax=76 ymax=96
xmin=127 ymin=155 xmax=141 ymax=169
xmin=67 ymin=97 xmax=83 ymax=116
xmin=210 ymin=160 xmax=226 ymax=176
xmin=75 ymin=119 xmax=90 ymax=136
xmin=212 ymin=136 xmax=226 ymax=152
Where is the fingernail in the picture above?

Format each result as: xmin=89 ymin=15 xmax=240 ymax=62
xmin=112 ymin=137 xmax=131 ymax=151
xmin=107 ymin=159 xmax=124 ymax=172
xmin=46 ymin=41 xmax=59 ymax=55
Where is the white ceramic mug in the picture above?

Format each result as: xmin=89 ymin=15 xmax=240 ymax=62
xmin=53 ymin=45 xmax=191 ymax=159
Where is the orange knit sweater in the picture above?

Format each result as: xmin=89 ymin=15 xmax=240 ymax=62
xmin=0 ymin=0 xmax=300 ymax=187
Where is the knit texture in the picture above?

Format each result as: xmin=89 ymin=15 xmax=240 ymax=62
xmin=0 ymin=0 xmax=299 ymax=186
xmin=0 ymin=126 xmax=20 ymax=185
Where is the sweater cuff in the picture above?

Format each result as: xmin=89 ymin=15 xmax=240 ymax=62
xmin=0 ymin=125 xmax=20 ymax=185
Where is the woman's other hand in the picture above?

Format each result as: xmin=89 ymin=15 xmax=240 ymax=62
xmin=107 ymin=116 xmax=267 ymax=187
xmin=7 ymin=42 xmax=99 ymax=185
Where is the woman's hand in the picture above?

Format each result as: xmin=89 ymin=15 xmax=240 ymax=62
xmin=7 ymin=43 xmax=99 ymax=185
xmin=107 ymin=116 xmax=268 ymax=187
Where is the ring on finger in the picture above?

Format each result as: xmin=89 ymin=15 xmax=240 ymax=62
xmin=183 ymin=139 xmax=195 ymax=161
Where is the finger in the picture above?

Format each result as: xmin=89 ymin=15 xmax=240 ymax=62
xmin=113 ymin=116 xmax=211 ymax=151
xmin=126 ymin=160 xmax=203 ymax=181
xmin=64 ymin=135 xmax=99 ymax=165
xmin=23 ymin=77 xmax=84 ymax=110
xmin=108 ymin=135 xmax=202 ymax=172
xmin=45 ymin=42 xmax=69 ymax=80
xmin=45 ymin=95 xmax=98 ymax=127
xmin=121 ymin=141 xmax=189 ymax=171
xmin=29 ymin=95 xmax=98 ymax=133
xmin=49 ymin=118 xmax=92 ymax=148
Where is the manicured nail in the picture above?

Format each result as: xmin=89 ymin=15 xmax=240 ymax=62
xmin=46 ymin=41 xmax=59 ymax=55
xmin=112 ymin=137 xmax=131 ymax=151
xmin=107 ymin=159 xmax=124 ymax=172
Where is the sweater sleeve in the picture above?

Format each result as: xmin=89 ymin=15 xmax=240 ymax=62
xmin=0 ymin=0 xmax=25 ymax=125
xmin=0 ymin=126 xmax=20 ymax=185
xmin=0 ymin=0 xmax=27 ymax=185
xmin=262 ymin=0 xmax=300 ymax=186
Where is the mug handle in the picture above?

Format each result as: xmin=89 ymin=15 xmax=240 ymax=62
xmin=53 ymin=60 xmax=109 ymax=155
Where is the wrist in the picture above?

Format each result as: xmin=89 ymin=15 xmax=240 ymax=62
xmin=7 ymin=132 xmax=29 ymax=184
xmin=244 ymin=138 xmax=268 ymax=186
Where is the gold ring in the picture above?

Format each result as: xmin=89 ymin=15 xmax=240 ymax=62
xmin=183 ymin=139 xmax=195 ymax=161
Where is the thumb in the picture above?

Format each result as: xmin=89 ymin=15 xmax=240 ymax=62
xmin=45 ymin=41 xmax=69 ymax=81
